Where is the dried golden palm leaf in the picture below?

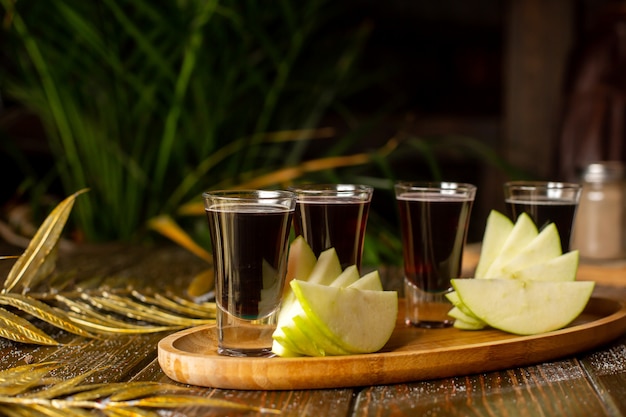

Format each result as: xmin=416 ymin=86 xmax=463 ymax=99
xmin=54 ymin=295 xmax=187 ymax=334
xmin=0 ymin=363 xmax=57 ymax=396
xmin=146 ymin=215 xmax=212 ymax=263
xmin=0 ymin=363 xmax=279 ymax=414
xmin=0 ymin=294 xmax=96 ymax=338
xmin=4 ymin=189 xmax=88 ymax=294
xmin=65 ymin=314 xmax=179 ymax=335
xmin=130 ymin=290 xmax=215 ymax=318
xmin=185 ymin=268 xmax=215 ymax=299
xmin=0 ymin=307 xmax=59 ymax=345
xmin=82 ymin=293 xmax=213 ymax=327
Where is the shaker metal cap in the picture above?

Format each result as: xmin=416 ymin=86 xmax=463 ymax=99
xmin=582 ymin=161 xmax=625 ymax=183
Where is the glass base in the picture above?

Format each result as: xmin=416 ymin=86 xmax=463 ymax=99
xmin=217 ymin=309 xmax=278 ymax=357
xmin=404 ymin=278 xmax=453 ymax=328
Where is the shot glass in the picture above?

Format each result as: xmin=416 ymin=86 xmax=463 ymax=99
xmin=504 ymin=181 xmax=582 ymax=251
xmin=288 ymin=184 xmax=373 ymax=271
xmin=395 ymin=181 xmax=476 ymax=328
xmin=202 ymin=189 xmax=296 ymax=357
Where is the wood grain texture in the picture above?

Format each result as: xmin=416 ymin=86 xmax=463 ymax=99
xmin=157 ymin=297 xmax=626 ymax=390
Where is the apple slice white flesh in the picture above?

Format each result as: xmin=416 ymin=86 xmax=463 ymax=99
xmin=483 ymin=213 xmax=538 ymax=278
xmin=330 ymin=265 xmax=360 ymax=288
xmin=451 ymin=278 xmax=594 ymax=335
xmin=488 ymin=223 xmax=562 ymax=279
xmin=446 ymin=291 xmax=484 ymax=323
xmin=348 ymin=270 xmax=384 ymax=291
xmin=285 ymin=236 xmax=317 ymax=283
xmin=448 ymin=307 xmax=486 ymax=329
xmin=453 ymin=317 xmax=486 ymax=330
xmin=276 ymin=246 xmax=342 ymax=325
xmin=291 ymin=280 xmax=398 ymax=353
xmin=293 ymin=314 xmax=351 ymax=356
xmin=271 ymin=339 xmax=302 ymax=357
xmin=475 ymin=210 xmax=514 ymax=278
xmin=512 ymin=250 xmax=579 ymax=282
xmin=305 ymin=247 xmax=343 ymax=285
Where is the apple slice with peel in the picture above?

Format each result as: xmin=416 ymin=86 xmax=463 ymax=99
xmin=512 ymin=250 xmax=579 ymax=282
xmin=330 ymin=265 xmax=360 ymax=288
xmin=487 ymin=223 xmax=562 ymax=279
xmin=348 ymin=270 xmax=383 ymax=291
xmin=272 ymin=244 xmax=342 ymax=356
xmin=446 ymin=291 xmax=483 ymax=323
xmin=285 ymin=236 xmax=317 ymax=285
xmin=483 ymin=213 xmax=538 ymax=278
xmin=448 ymin=307 xmax=486 ymax=330
xmin=453 ymin=317 xmax=486 ymax=330
xmin=475 ymin=210 xmax=514 ymax=278
xmin=293 ymin=314 xmax=351 ymax=356
xmin=291 ymin=280 xmax=397 ymax=353
xmin=451 ymin=278 xmax=594 ymax=335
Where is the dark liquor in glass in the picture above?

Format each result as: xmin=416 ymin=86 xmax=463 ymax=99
xmin=505 ymin=198 xmax=577 ymax=251
xmin=395 ymin=182 xmax=476 ymax=329
xmin=203 ymin=190 xmax=295 ymax=357
xmin=293 ymin=198 xmax=369 ymax=270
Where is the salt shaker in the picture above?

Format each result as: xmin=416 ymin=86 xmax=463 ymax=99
xmin=572 ymin=161 xmax=626 ymax=260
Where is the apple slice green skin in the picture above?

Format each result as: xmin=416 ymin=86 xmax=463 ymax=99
xmin=276 ymin=247 xmax=342 ymax=331
xmin=451 ymin=278 xmax=595 ymax=335
xmin=285 ymin=236 xmax=317 ymax=283
xmin=489 ymin=223 xmax=562 ymax=279
xmin=291 ymin=280 xmax=398 ymax=353
xmin=446 ymin=291 xmax=484 ymax=323
xmin=453 ymin=317 xmax=486 ymax=330
xmin=271 ymin=339 xmax=302 ymax=357
xmin=512 ymin=250 xmax=579 ymax=282
xmin=348 ymin=270 xmax=384 ymax=291
xmin=475 ymin=210 xmax=514 ymax=278
xmin=448 ymin=306 xmax=486 ymax=329
xmin=293 ymin=314 xmax=351 ymax=356
xmin=330 ymin=265 xmax=360 ymax=288
xmin=483 ymin=212 xmax=538 ymax=278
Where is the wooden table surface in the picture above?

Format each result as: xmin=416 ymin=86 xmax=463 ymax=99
xmin=1 ymin=242 xmax=626 ymax=416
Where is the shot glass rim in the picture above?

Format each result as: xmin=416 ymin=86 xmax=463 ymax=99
xmin=287 ymin=183 xmax=373 ymax=200
xmin=503 ymin=180 xmax=582 ymax=192
xmin=201 ymin=189 xmax=296 ymax=203
xmin=394 ymin=181 xmax=477 ymax=197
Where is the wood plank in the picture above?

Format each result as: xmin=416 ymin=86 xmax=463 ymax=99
xmin=353 ymin=359 xmax=610 ymax=416
xmin=580 ymin=333 xmax=626 ymax=416
xmin=134 ymin=360 xmax=356 ymax=417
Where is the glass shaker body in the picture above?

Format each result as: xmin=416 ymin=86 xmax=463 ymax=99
xmin=572 ymin=161 xmax=626 ymax=260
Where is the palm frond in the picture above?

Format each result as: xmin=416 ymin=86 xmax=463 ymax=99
xmin=0 ymin=363 xmax=280 ymax=415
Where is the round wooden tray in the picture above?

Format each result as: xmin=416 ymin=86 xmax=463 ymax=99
xmin=158 ymin=297 xmax=626 ymax=390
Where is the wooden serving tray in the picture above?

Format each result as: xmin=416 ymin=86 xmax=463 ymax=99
xmin=158 ymin=297 xmax=626 ymax=390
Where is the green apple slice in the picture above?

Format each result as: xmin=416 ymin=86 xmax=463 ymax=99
xmin=483 ymin=213 xmax=538 ymax=278
xmin=271 ymin=339 xmax=302 ymax=357
xmin=488 ymin=223 xmax=562 ymax=279
xmin=276 ymin=246 xmax=342 ymax=328
xmin=475 ymin=210 xmax=514 ymax=278
xmin=448 ymin=307 xmax=486 ymax=329
xmin=285 ymin=235 xmax=317 ymax=283
xmin=512 ymin=250 xmax=579 ymax=282
xmin=330 ymin=265 xmax=360 ymax=288
xmin=306 ymin=247 xmax=343 ymax=285
xmin=451 ymin=278 xmax=595 ymax=335
xmin=445 ymin=290 xmax=483 ymax=323
xmin=291 ymin=280 xmax=398 ymax=353
xmin=292 ymin=314 xmax=351 ymax=356
xmin=348 ymin=270 xmax=383 ymax=291
xmin=453 ymin=317 xmax=486 ymax=330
